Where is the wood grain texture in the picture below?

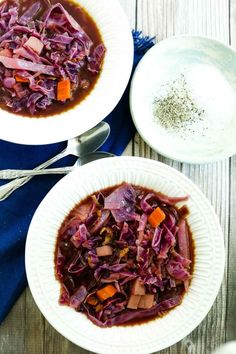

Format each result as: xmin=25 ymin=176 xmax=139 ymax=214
xmin=135 ymin=1 xmax=229 ymax=354
xmin=0 ymin=1 xmax=234 ymax=354
xmin=0 ymin=292 xmax=25 ymax=354
xmin=135 ymin=0 xmax=183 ymax=174
xmin=226 ymin=0 xmax=236 ymax=342
xmin=25 ymin=288 xmax=44 ymax=354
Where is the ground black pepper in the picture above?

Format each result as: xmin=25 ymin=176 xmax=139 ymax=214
xmin=153 ymin=74 xmax=205 ymax=134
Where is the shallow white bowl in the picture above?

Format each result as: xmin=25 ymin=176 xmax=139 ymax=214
xmin=130 ymin=36 xmax=236 ymax=163
xmin=0 ymin=0 xmax=133 ymax=145
xmin=25 ymin=156 xmax=225 ymax=354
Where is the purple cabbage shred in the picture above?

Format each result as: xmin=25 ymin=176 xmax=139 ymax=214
xmin=0 ymin=0 xmax=106 ymax=115
xmin=55 ymin=182 xmax=192 ymax=327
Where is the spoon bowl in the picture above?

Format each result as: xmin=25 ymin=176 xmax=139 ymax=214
xmin=0 ymin=122 xmax=110 ymax=200
xmin=66 ymin=121 xmax=110 ymax=157
xmin=78 ymin=151 xmax=114 ymax=166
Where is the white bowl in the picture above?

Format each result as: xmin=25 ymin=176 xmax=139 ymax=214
xmin=25 ymin=156 xmax=225 ymax=354
xmin=0 ymin=0 xmax=133 ymax=145
xmin=130 ymin=36 xmax=236 ymax=163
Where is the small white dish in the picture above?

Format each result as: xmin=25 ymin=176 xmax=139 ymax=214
xmin=25 ymin=156 xmax=225 ymax=354
xmin=130 ymin=36 xmax=236 ymax=163
xmin=0 ymin=0 xmax=133 ymax=145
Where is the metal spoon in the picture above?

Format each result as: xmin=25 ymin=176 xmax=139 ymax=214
xmin=0 ymin=122 xmax=110 ymax=200
xmin=0 ymin=151 xmax=114 ymax=179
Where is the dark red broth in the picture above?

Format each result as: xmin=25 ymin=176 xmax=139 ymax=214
xmin=54 ymin=183 xmax=194 ymax=327
xmin=0 ymin=0 xmax=105 ymax=116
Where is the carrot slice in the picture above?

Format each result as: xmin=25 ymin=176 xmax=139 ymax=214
xmin=148 ymin=207 xmax=165 ymax=228
xmin=57 ymin=78 xmax=71 ymax=101
xmin=86 ymin=296 xmax=98 ymax=306
xmin=95 ymin=303 xmax=103 ymax=312
xmin=96 ymin=285 xmax=117 ymax=301
xmin=15 ymin=75 xmax=29 ymax=83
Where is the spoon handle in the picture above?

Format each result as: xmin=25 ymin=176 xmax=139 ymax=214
xmin=0 ymin=149 xmax=68 ymax=201
xmin=0 ymin=166 xmax=73 ymax=179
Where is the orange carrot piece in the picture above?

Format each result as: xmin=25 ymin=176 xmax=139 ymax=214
xmin=96 ymin=285 xmax=117 ymax=301
xmin=95 ymin=303 xmax=103 ymax=312
xmin=57 ymin=79 xmax=71 ymax=101
xmin=148 ymin=207 xmax=166 ymax=228
xmin=15 ymin=75 xmax=29 ymax=83
xmin=86 ymin=296 xmax=98 ymax=306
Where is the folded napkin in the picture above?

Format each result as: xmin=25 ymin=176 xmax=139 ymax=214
xmin=0 ymin=31 xmax=155 ymax=323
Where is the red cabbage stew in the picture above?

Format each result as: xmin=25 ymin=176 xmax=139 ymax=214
xmin=55 ymin=182 xmax=194 ymax=327
xmin=0 ymin=0 xmax=105 ymax=116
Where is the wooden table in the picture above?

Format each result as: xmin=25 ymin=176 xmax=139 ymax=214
xmin=1 ymin=1 xmax=236 ymax=353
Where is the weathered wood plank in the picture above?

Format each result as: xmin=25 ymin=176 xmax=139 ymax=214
xmin=0 ymin=292 xmax=25 ymax=354
xmin=179 ymin=1 xmax=229 ymax=352
xmin=181 ymin=162 xmax=229 ymax=354
xmin=225 ymin=0 xmax=236 ymax=342
xmin=120 ymin=0 xmax=137 ymax=157
xmin=135 ymin=1 xmax=230 ymax=354
xmin=135 ymin=0 xmax=182 ymax=174
xmin=25 ymin=288 xmax=44 ymax=354
xmin=119 ymin=0 xmax=137 ymax=30
xmin=175 ymin=0 xmax=229 ymax=41
xmin=44 ymin=319 xmax=93 ymax=354
xmin=0 ymin=1 xmax=233 ymax=354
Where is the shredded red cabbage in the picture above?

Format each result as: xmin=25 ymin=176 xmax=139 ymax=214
xmin=55 ymin=182 xmax=194 ymax=327
xmin=0 ymin=0 xmax=105 ymax=115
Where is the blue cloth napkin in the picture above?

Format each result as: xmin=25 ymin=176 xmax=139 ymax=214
xmin=0 ymin=31 xmax=155 ymax=323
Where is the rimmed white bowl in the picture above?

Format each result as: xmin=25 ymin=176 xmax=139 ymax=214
xmin=0 ymin=0 xmax=133 ymax=145
xmin=130 ymin=35 xmax=236 ymax=163
xmin=25 ymin=156 xmax=225 ymax=354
